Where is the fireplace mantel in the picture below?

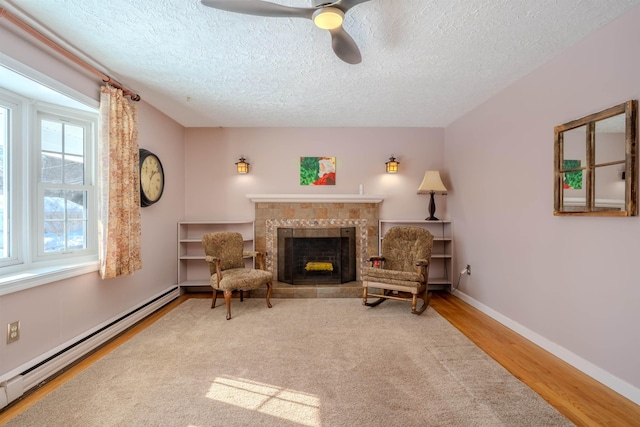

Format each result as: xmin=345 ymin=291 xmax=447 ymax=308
xmin=246 ymin=194 xmax=384 ymax=203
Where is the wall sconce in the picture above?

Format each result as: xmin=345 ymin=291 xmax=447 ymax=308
xmin=385 ymin=155 xmax=399 ymax=174
xmin=235 ymin=156 xmax=249 ymax=174
xmin=417 ymin=170 xmax=448 ymax=221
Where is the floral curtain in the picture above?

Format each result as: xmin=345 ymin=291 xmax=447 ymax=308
xmin=98 ymin=85 xmax=142 ymax=279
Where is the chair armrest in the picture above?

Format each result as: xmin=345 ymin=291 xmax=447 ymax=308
xmin=204 ymin=255 xmax=223 ymax=284
xmin=415 ymin=258 xmax=429 ymax=280
xmin=243 ymin=251 xmax=266 ymax=270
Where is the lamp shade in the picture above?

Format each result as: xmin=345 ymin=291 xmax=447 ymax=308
xmin=417 ymin=171 xmax=447 ymax=194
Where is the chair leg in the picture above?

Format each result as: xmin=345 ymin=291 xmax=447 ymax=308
xmin=411 ymin=288 xmax=431 ymax=315
xmin=363 ymin=289 xmax=390 ymax=307
xmin=211 ymin=289 xmax=219 ymax=309
xmin=265 ymin=281 xmax=273 ymax=308
xmin=224 ymin=290 xmax=232 ymax=320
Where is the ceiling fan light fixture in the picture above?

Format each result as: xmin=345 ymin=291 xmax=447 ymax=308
xmin=312 ymin=7 xmax=344 ymax=30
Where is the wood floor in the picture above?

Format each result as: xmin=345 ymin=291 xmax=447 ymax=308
xmin=2 ymin=292 xmax=640 ymax=426
xmin=430 ymin=292 xmax=640 ymax=426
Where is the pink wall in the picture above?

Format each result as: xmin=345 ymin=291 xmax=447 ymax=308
xmin=0 ymin=20 xmax=98 ymax=100
xmin=445 ymin=5 xmax=640 ymax=402
xmin=0 ymin=27 xmax=185 ymax=379
xmin=184 ymin=127 xmax=446 ymax=221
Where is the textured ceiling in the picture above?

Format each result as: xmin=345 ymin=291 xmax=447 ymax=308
xmin=3 ymin=0 xmax=640 ymax=127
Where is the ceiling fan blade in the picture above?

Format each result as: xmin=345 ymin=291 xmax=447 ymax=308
xmin=333 ymin=0 xmax=372 ymax=12
xmin=201 ymin=0 xmax=314 ymax=19
xmin=328 ymin=27 xmax=361 ymax=64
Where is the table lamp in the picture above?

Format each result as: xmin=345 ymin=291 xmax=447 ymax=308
xmin=417 ymin=170 xmax=447 ymax=220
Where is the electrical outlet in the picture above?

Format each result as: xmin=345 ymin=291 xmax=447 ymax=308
xmin=466 ymin=264 xmax=471 ymax=275
xmin=7 ymin=321 xmax=20 ymax=344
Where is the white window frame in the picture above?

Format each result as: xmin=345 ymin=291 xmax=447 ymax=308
xmin=33 ymin=106 xmax=96 ymax=261
xmin=0 ymin=90 xmax=24 ymax=269
xmin=0 ymin=58 xmax=100 ymax=296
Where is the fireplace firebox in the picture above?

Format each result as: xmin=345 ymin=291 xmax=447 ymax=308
xmin=277 ymin=227 xmax=356 ymax=285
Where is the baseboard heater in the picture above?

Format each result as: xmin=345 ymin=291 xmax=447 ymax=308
xmin=0 ymin=286 xmax=180 ymax=409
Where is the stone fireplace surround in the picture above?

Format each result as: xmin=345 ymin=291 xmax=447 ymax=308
xmin=249 ymin=194 xmax=382 ymax=295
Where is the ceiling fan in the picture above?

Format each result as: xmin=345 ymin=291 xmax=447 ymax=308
xmin=200 ymin=0 xmax=372 ymax=64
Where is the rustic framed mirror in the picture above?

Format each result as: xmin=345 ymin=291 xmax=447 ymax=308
xmin=554 ymin=100 xmax=638 ymax=216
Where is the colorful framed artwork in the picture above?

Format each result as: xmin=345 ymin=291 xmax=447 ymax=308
xmin=563 ymin=159 xmax=583 ymax=189
xmin=300 ymin=157 xmax=336 ymax=186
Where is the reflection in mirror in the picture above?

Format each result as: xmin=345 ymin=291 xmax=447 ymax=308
xmin=561 ymin=126 xmax=587 ymax=211
xmin=594 ymin=165 xmax=626 ymax=210
xmin=594 ymin=115 xmax=626 ymax=210
xmin=595 ymin=115 xmax=626 ymax=171
xmin=554 ymin=100 xmax=638 ymax=216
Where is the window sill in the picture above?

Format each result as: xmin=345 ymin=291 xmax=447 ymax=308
xmin=0 ymin=261 xmax=99 ymax=296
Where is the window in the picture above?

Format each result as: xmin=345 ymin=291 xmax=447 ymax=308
xmin=0 ymin=69 xmax=99 ymax=291
xmin=37 ymin=111 xmax=93 ymax=257
xmin=0 ymin=93 xmax=20 ymax=267
xmin=1 ymin=107 xmax=6 ymax=258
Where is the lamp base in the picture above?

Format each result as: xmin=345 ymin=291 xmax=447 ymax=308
xmin=424 ymin=191 xmax=439 ymax=221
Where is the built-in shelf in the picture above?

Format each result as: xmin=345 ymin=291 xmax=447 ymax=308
xmin=247 ymin=194 xmax=384 ymax=203
xmin=177 ymin=221 xmax=254 ymax=290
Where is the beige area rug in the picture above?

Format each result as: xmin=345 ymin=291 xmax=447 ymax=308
xmin=5 ymin=298 xmax=573 ymax=427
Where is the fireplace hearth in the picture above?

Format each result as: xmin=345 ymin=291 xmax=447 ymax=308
xmin=278 ymin=227 xmax=356 ymax=285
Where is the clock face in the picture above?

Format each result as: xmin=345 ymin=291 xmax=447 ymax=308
xmin=139 ymin=149 xmax=164 ymax=206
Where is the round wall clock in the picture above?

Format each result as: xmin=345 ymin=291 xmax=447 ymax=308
xmin=139 ymin=148 xmax=165 ymax=207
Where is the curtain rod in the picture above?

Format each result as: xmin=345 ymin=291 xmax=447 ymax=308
xmin=0 ymin=7 xmax=140 ymax=101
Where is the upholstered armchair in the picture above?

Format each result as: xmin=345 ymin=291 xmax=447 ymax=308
xmin=202 ymin=232 xmax=273 ymax=320
xmin=362 ymin=226 xmax=434 ymax=315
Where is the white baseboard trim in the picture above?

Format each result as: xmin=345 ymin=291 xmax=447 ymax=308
xmin=0 ymin=385 xmax=7 ymax=408
xmin=0 ymin=286 xmax=179 ymax=408
xmin=450 ymin=289 xmax=640 ymax=406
